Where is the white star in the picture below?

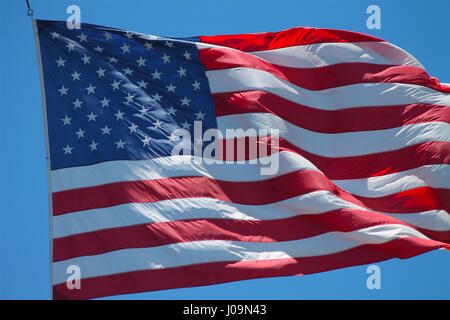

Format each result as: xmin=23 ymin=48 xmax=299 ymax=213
xmin=124 ymin=92 xmax=135 ymax=104
xmin=62 ymin=144 xmax=73 ymax=155
xmin=77 ymin=32 xmax=88 ymax=42
xmin=139 ymin=105 xmax=149 ymax=116
xmin=94 ymin=45 xmax=104 ymax=53
xmin=108 ymin=57 xmax=118 ymax=63
xmin=195 ymin=110 xmax=206 ymax=120
xmin=96 ymin=67 xmax=106 ymax=78
xmin=177 ymin=66 xmax=187 ymax=77
xmin=120 ymin=43 xmax=130 ymax=53
xmin=144 ymin=42 xmax=153 ymax=50
xmin=128 ymin=123 xmax=138 ymax=133
xmin=111 ymin=80 xmax=120 ymax=91
xmin=136 ymin=56 xmax=146 ymax=67
xmin=183 ymin=50 xmax=192 ymax=60
xmin=100 ymin=97 xmax=110 ymax=108
xmin=114 ymin=110 xmax=124 ymax=120
xmin=142 ymin=136 xmax=151 ymax=147
xmin=166 ymin=106 xmax=176 ymax=115
xmin=125 ymin=31 xmax=133 ymax=39
xmin=55 ymin=57 xmax=66 ymax=67
xmin=104 ymin=32 xmax=112 ymax=40
xmin=58 ymin=86 xmax=69 ymax=96
xmin=101 ymin=125 xmax=112 ymax=135
xmin=50 ymin=32 xmax=60 ymax=39
xmin=166 ymin=83 xmax=176 ymax=93
xmin=181 ymin=121 xmax=191 ymax=129
xmin=137 ymin=80 xmax=148 ymax=88
xmin=70 ymin=70 xmax=81 ymax=81
xmin=89 ymin=140 xmax=98 ymax=151
xmin=152 ymin=93 xmax=162 ymax=102
xmin=169 ymin=133 xmax=179 ymax=142
xmin=180 ymin=97 xmax=190 ymax=106
xmin=192 ymin=80 xmax=201 ymax=90
xmin=151 ymin=69 xmax=161 ymax=79
xmin=72 ymin=98 xmax=83 ymax=109
xmin=161 ymin=53 xmax=171 ymax=64
xmin=153 ymin=119 xmax=163 ymax=129
xmin=165 ymin=40 xmax=174 ymax=48
xmin=66 ymin=42 xmax=76 ymax=52
xmin=81 ymin=54 xmax=91 ymax=65
xmin=123 ymin=67 xmax=133 ymax=75
xmin=87 ymin=112 xmax=98 ymax=121
xmin=115 ymin=139 xmax=126 ymax=149
xmin=75 ymin=128 xmax=85 ymax=139
xmin=61 ymin=115 xmax=71 ymax=126
xmin=86 ymin=84 xmax=96 ymax=95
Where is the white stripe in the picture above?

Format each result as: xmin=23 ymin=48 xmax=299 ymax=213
xmin=217 ymin=113 xmax=450 ymax=157
xmin=53 ymin=191 xmax=350 ymax=237
xmin=387 ymin=210 xmax=450 ymax=232
xmin=333 ymin=164 xmax=450 ymax=197
xmin=53 ymin=191 xmax=450 ymax=239
xmin=51 ymin=148 xmax=449 ymax=196
xmin=250 ymin=41 xmax=423 ymax=69
xmin=206 ymin=68 xmax=450 ymax=109
xmin=51 ymin=152 xmax=318 ymax=192
xmin=52 ymin=224 xmax=429 ymax=284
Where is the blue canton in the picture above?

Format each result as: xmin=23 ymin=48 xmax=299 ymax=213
xmin=37 ymin=20 xmax=217 ymax=170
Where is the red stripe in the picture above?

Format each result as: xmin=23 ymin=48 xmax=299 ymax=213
xmin=259 ymin=139 xmax=450 ymax=213
xmin=53 ymin=208 xmax=450 ymax=262
xmin=199 ymin=27 xmax=381 ymax=52
xmin=217 ymin=137 xmax=450 ymax=179
xmin=357 ymin=187 xmax=450 ymax=214
xmin=200 ymin=48 xmax=450 ymax=92
xmin=52 ymin=170 xmax=450 ymax=216
xmin=53 ymin=237 xmax=448 ymax=299
xmin=213 ymin=91 xmax=450 ymax=133
xmin=52 ymin=170 xmax=357 ymax=215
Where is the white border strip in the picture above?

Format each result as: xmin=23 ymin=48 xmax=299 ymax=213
xmin=32 ymin=19 xmax=54 ymax=294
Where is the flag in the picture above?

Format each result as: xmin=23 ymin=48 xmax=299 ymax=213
xmin=34 ymin=20 xmax=450 ymax=300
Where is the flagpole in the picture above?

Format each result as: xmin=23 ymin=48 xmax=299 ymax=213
xmin=30 ymin=7 xmax=54 ymax=300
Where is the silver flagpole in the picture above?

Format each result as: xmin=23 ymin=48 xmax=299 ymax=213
xmin=30 ymin=5 xmax=55 ymax=300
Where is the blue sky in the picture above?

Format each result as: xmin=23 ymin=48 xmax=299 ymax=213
xmin=0 ymin=0 xmax=449 ymax=299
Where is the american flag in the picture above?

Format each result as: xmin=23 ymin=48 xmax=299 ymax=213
xmin=34 ymin=20 xmax=450 ymax=300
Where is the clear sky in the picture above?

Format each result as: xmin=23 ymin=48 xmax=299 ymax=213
xmin=0 ymin=0 xmax=449 ymax=299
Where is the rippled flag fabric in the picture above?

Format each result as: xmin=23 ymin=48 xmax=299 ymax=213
xmin=34 ymin=19 xmax=450 ymax=300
